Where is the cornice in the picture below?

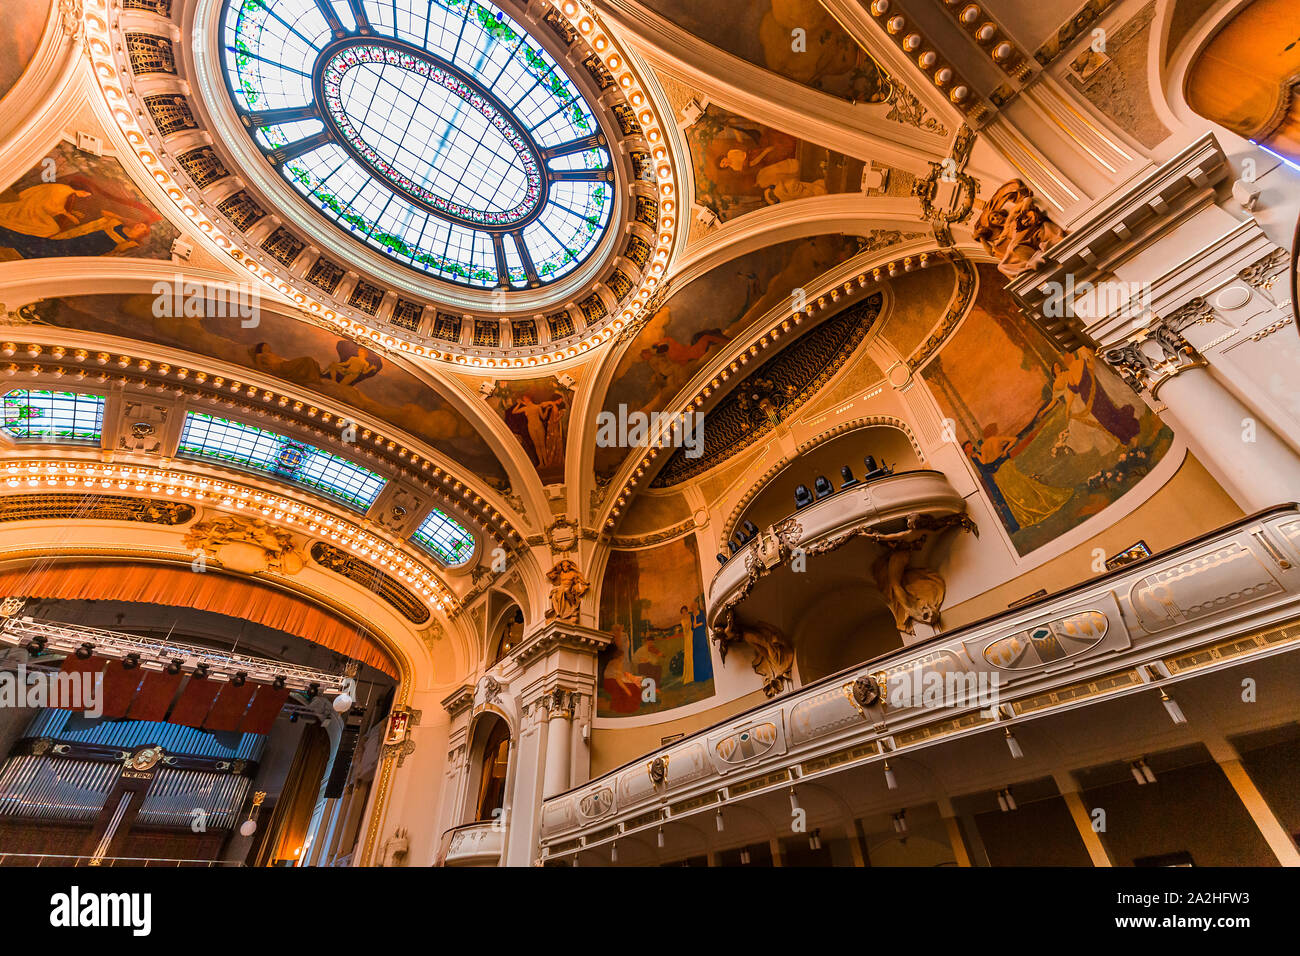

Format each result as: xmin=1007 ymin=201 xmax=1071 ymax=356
xmin=510 ymin=619 xmax=611 ymax=667
xmin=0 ymin=455 xmax=460 ymax=611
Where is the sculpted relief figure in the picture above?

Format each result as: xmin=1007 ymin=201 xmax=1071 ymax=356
xmin=182 ymin=515 xmax=305 ymax=575
xmin=721 ymin=619 xmax=794 ymax=698
xmin=862 ymin=513 xmax=975 ymax=635
xmin=973 ymin=179 xmax=1067 ymax=278
xmin=546 ymin=558 xmax=590 ymax=623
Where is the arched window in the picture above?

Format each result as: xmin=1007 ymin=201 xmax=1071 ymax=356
xmin=473 ymin=716 xmax=510 ymax=823
xmin=491 ymin=606 xmax=525 ymax=666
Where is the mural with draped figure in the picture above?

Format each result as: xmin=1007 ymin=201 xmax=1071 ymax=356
xmin=597 ymin=536 xmax=713 ymax=717
xmin=485 ymin=376 xmax=574 ymax=485
xmin=23 ymin=294 xmax=510 ymax=486
xmin=0 ymin=141 xmax=179 ymax=261
xmin=922 ymin=264 xmax=1173 ymax=555
xmin=687 ymin=105 xmax=866 ymax=222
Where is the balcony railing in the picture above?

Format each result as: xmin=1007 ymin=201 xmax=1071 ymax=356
xmin=438 ymin=820 xmax=504 ymax=866
xmin=707 ymin=468 xmax=967 ymax=630
xmin=541 ymin=505 xmax=1300 ymax=858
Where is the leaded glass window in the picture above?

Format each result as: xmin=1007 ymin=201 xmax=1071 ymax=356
xmin=177 ymin=412 xmax=385 ymax=510
xmin=411 ymin=507 xmax=474 ymax=566
xmin=0 ymin=390 xmax=106 ymax=443
xmin=221 ymin=0 xmax=614 ymax=290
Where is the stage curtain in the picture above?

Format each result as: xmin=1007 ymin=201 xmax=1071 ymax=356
xmin=0 ymin=562 xmax=396 ymax=676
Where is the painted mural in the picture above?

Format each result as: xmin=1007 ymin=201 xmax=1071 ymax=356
xmin=0 ymin=0 xmax=48 ymax=104
xmin=688 ymin=105 xmax=866 ymax=223
xmin=643 ymin=0 xmax=890 ymax=102
xmin=597 ymin=535 xmax=714 ymax=717
xmin=922 ymin=264 xmax=1173 ymax=555
xmin=595 ymin=234 xmax=863 ymax=476
xmin=485 ymin=376 xmax=574 ymax=485
xmin=25 ymin=295 xmax=510 ymax=486
xmin=0 ymin=142 xmax=179 ymax=261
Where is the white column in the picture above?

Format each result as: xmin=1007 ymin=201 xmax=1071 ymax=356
xmin=541 ymin=690 xmax=574 ymax=799
xmin=1104 ymin=323 xmax=1300 ymax=511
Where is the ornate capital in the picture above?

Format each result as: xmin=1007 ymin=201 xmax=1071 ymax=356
xmin=1102 ymin=319 xmax=1206 ymax=397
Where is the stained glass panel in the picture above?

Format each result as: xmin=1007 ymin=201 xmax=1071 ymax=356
xmin=221 ymin=0 xmax=614 ymax=289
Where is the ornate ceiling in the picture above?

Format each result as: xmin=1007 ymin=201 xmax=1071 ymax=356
xmin=0 ymin=0 xmax=1219 ymax=674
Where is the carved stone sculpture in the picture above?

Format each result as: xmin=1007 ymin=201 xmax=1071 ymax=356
xmin=545 ymin=558 xmax=589 ymax=623
xmin=860 ymin=513 xmax=976 ymax=634
xmin=973 ymin=179 xmax=1067 ymax=278
xmin=720 ymin=619 xmax=794 ymax=698
xmin=182 ymin=515 xmax=304 ymax=575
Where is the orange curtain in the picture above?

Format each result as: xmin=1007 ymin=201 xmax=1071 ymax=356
xmin=0 ymin=561 xmax=396 ymax=676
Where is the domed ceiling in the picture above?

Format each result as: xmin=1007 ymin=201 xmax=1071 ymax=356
xmin=220 ymin=0 xmax=615 ymax=290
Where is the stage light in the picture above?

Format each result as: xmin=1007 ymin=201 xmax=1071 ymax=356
xmin=306 ymin=682 xmax=320 ymax=701
xmin=611 ymin=842 xmax=618 ymax=863
xmin=123 ymin=653 xmax=140 ymax=670
xmin=194 ymin=663 xmax=210 ymax=679
xmin=789 ymin=788 xmax=801 ymax=814
xmin=75 ymin=643 xmax=94 ymax=660
xmin=1005 ymin=728 xmax=1024 ymax=759
xmin=739 ymin=848 xmax=751 ymax=865
xmin=809 ymin=830 xmax=822 ymax=850
xmin=166 ymin=659 xmax=183 ymax=675
xmin=1160 ymin=690 xmax=1186 ymax=725
xmin=272 ymin=675 xmax=286 ymax=690
xmin=232 ymin=671 xmax=247 ymax=688
xmin=656 ymin=827 xmax=665 ymax=849
xmin=716 ymin=809 xmax=725 ymax=832
xmin=883 ymin=760 xmax=897 ymax=790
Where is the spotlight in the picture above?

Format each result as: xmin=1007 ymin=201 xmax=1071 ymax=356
xmin=272 ymin=675 xmax=286 ymax=690
xmin=715 ymin=808 xmax=725 ymax=832
xmin=1004 ymin=728 xmax=1024 ymax=759
xmin=999 ymin=787 xmax=1017 ymax=811
xmin=656 ymin=827 xmax=665 ymax=849
xmin=74 ymin=643 xmax=94 ymax=660
xmin=122 ymin=653 xmax=140 ymax=670
xmin=166 ymin=659 xmax=183 ymax=675
xmin=997 ymin=790 xmax=1008 ymax=812
xmin=739 ymin=848 xmax=751 ymax=865
xmin=1160 ymin=690 xmax=1187 ymax=725
xmin=611 ymin=841 xmax=618 ymax=863
xmin=788 ymin=788 xmax=801 ymax=814
xmin=193 ymin=663 xmax=210 ymax=679
xmin=892 ymin=811 xmax=908 ymax=834
xmin=232 ymin=672 xmax=247 ymax=688
xmin=809 ymin=829 xmax=822 ymax=850
xmin=26 ymin=635 xmax=46 ymax=657
xmin=883 ymin=760 xmax=897 ymax=790
xmin=306 ymin=682 xmax=320 ymax=702
xmin=1130 ymin=761 xmax=1146 ymax=786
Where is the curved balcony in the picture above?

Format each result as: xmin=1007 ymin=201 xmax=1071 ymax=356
xmin=541 ymin=506 xmax=1300 ymax=861
xmin=438 ymin=821 xmax=504 ymax=867
xmin=706 ymin=469 xmax=967 ymax=632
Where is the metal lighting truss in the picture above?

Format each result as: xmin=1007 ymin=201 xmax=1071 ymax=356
xmin=0 ymin=615 xmax=349 ymax=695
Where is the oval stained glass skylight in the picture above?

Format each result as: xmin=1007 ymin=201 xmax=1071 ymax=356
xmin=221 ymin=0 xmax=615 ymax=290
